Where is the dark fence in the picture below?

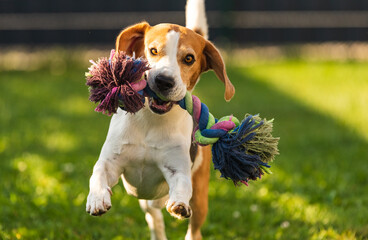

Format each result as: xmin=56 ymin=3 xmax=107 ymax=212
xmin=0 ymin=0 xmax=367 ymax=45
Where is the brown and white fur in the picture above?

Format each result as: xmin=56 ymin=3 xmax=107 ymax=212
xmin=86 ymin=0 xmax=235 ymax=239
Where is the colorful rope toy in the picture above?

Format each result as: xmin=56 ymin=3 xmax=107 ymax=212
xmin=86 ymin=50 xmax=279 ymax=186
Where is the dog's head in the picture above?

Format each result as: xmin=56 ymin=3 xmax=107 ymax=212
xmin=116 ymin=22 xmax=235 ymax=114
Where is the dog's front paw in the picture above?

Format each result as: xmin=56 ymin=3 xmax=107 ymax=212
xmin=86 ymin=187 xmax=112 ymax=216
xmin=166 ymin=200 xmax=192 ymax=219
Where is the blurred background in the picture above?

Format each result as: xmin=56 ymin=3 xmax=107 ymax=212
xmin=1 ymin=0 xmax=368 ymax=44
xmin=0 ymin=0 xmax=367 ymax=239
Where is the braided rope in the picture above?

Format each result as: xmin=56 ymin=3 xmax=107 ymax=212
xmin=178 ymin=92 xmax=240 ymax=145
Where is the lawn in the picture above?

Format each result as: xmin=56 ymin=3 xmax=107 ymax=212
xmin=0 ymin=49 xmax=367 ymax=240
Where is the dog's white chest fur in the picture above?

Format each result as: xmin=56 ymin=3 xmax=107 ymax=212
xmin=102 ymin=104 xmax=193 ymax=199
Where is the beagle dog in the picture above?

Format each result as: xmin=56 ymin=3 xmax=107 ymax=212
xmin=86 ymin=0 xmax=235 ymax=239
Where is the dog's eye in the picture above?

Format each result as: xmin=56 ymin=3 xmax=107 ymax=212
xmin=150 ymin=48 xmax=158 ymax=56
xmin=184 ymin=54 xmax=195 ymax=65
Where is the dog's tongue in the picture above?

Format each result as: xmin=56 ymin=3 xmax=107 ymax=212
xmin=149 ymin=97 xmax=174 ymax=114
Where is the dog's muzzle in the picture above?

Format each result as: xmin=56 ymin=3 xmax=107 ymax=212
xmin=147 ymin=74 xmax=176 ymax=115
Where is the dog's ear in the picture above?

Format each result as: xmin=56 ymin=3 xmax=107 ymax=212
xmin=115 ymin=22 xmax=151 ymax=57
xmin=202 ymin=40 xmax=235 ymax=101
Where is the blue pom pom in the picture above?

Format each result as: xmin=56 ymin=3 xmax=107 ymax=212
xmin=211 ymin=115 xmax=272 ymax=185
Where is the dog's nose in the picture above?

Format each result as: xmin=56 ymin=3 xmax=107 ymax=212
xmin=155 ymin=74 xmax=175 ymax=91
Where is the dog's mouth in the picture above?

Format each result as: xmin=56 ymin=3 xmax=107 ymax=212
xmin=148 ymin=97 xmax=174 ymax=115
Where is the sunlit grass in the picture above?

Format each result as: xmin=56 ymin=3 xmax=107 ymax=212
xmin=238 ymin=61 xmax=368 ymax=141
xmin=12 ymin=153 xmax=67 ymax=205
xmin=0 ymin=49 xmax=367 ymax=239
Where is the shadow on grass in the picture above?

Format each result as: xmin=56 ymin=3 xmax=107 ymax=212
xmin=0 ymin=63 xmax=367 ymax=239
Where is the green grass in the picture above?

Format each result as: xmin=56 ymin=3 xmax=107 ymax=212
xmin=1 ymin=51 xmax=367 ymax=240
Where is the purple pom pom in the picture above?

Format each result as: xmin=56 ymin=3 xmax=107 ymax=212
xmin=86 ymin=50 xmax=150 ymax=115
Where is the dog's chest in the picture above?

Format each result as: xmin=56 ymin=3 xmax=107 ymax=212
xmin=118 ymin=142 xmax=171 ymax=199
xmin=110 ymin=107 xmax=193 ymax=199
xmin=121 ymin=160 xmax=169 ymax=199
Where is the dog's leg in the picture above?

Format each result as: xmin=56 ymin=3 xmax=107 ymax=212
xmin=186 ymin=146 xmax=211 ymax=240
xmin=86 ymin=148 xmax=122 ymax=216
xmin=159 ymin=150 xmax=193 ymax=219
xmin=139 ymin=197 xmax=168 ymax=240
xmin=86 ymin=113 xmax=129 ymax=216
